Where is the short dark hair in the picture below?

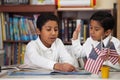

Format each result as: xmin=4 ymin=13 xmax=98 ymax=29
xmin=90 ymin=11 xmax=115 ymax=31
xmin=36 ymin=13 xmax=59 ymax=31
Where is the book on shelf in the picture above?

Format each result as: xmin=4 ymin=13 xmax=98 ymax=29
xmin=1 ymin=13 xmax=38 ymax=41
xmin=9 ymin=17 xmax=14 ymax=40
xmin=1 ymin=13 xmax=38 ymax=66
xmin=27 ymin=18 xmax=37 ymax=40
xmin=61 ymin=18 xmax=89 ymax=44
xmin=4 ymin=43 xmax=26 ymax=65
xmin=30 ymin=0 xmax=55 ymax=5
xmin=13 ymin=16 xmax=20 ymax=41
xmin=19 ymin=17 xmax=37 ymax=41
xmin=63 ymin=18 xmax=68 ymax=42
xmin=1 ymin=0 xmax=30 ymax=5
xmin=0 ymin=13 xmax=6 ymax=41
xmin=4 ymin=43 xmax=10 ymax=65
xmin=17 ymin=43 xmax=21 ymax=64
xmin=4 ymin=13 xmax=11 ymax=41
xmin=0 ymin=14 xmax=3 ymax=49
xmin=55 ymin=0 xmax=96 ymax=8
xmin=21 ymin=44 xmax=26 ymax=64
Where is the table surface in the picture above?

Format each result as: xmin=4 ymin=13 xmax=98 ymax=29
xmin=0 ymin=68 xmax=120 ymax=80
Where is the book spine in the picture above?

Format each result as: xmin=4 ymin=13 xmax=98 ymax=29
xmin=21 ymin=44 xmax=26 ymax=64
xmin=1 ymin=13 xmax=6 ymax=41
xmin=28 ymin=19 xmax=38 ymax=40
xmin=0 ymin=13 xmax=3 ymax=49
xmin=13 ymin=16 xmax=20 ymax=41
xmin=68 ymin=19 xmax=72 ymax=41
xmin=61 ymin=18 xmax=64 ymax=42
xmin=17 ymin=43 xmax=21 ymax=64
xmin=64 ymin=18 xmax=68 ymax=42
xmin=9 ymin=17 xmax=14 ymax=41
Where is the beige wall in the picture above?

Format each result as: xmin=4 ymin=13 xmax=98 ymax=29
xmin=95 ymin=0 xmax=117 ymax=9
xmin=117 ymin=0 xmax=120 ymax=40
xmin=95 ymin=0 xmax=120 ymax=40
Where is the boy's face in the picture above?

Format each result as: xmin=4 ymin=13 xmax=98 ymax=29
xmin=37 ymin=20 xmax=59 ymax=47
xmin=89 ymin=20 xmax=108 ymax=41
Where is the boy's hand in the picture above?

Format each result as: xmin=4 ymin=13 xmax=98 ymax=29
xmin=54 ymin=63 xmax=75 ymax=72
xmin=72 ymin=24 xmax=81 ymax=40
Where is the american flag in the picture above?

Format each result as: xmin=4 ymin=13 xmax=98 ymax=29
xmin=99 ymin=42 xmax=119 ymax=64
xmin=84 ymin=42 xmax=119 ymax=74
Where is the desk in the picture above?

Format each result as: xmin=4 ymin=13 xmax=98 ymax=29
xmin=0 ymin=69 xmax=120 ymax=80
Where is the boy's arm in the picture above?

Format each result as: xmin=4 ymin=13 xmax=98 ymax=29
xmin=72 ymin=24 xmax=80 ymax=40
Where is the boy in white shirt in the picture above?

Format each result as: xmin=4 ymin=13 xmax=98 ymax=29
xmin=72 ymin=11 xmax=120 ymax=73
xmin=24 ymin=13 xmax=76 ymax=72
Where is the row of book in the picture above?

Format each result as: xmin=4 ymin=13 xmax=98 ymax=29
xmin=0 ymin=0 xmax=54 ymax=5
xmin=0 ymin=0 xmax=29 ymax=5
xmin=0 ymin=13 xmax=38 ymax=42
xmin=61 ymin=18 xmax=89 ymax=44
xmin=4 ymin=43 xmax=26 ymax=65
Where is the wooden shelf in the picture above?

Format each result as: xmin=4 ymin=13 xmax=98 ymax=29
xmin=57 ymin=7 xmax=94 ymax=11
xmin=0 ymin=5 xmax=56 ymax=12
xmin=57 ymin=7 xmax=112 ymax=12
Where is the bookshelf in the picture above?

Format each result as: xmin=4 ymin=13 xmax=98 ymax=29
xmin=0 ymin=5 xmax=57 ymax=65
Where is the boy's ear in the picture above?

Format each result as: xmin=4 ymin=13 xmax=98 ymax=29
xmin=105 ymin=29 xmax=112 ymax=36
xmin=36 ymin=28 xmax=41 ymax=35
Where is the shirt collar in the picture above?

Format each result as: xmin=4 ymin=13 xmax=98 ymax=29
xmin=102 ymin=34 xmax=112 ymax=47
xmin=36 ymin=37 xmax=55 ymax=51
xmin=90 ymin=34 xmax=112 ymax=47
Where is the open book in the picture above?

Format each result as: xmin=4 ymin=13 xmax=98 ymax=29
xmin=2 ymin=64 xmax=91 ymax=76
xmin=51 ymin=70 xmax=91 ymax=75
xmin=8 ymin=70 xmax=91 ymax=76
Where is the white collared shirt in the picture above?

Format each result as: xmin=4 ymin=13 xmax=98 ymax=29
xmin=72 ymin=35 xmax=120 ymax=69
xmin=24 ymin=37 xmax=75 ymax=70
